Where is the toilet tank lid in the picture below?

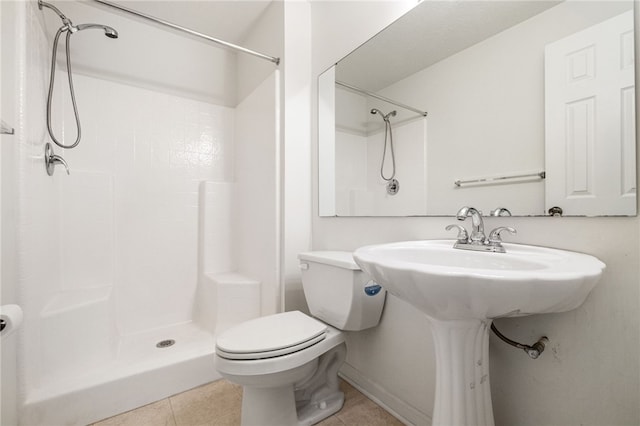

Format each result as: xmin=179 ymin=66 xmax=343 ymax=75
xmin=298 ymin=251 xmax=360 ymax=270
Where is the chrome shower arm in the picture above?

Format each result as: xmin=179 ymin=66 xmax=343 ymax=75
xmin=38 ymin=0 xmax=74 ymax=28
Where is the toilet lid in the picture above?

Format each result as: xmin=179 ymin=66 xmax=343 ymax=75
xmin=216 ymin=311 xmax=327 ymax=360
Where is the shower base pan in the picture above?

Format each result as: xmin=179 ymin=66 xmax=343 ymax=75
xmin=21 ymin=322 xmax=219 ymax=426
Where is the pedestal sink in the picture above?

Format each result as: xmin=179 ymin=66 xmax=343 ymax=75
xmin=353 ymin=240 xmax=605 ymax=426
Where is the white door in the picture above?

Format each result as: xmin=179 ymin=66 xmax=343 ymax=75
xmin=545 ymin=10 xmax=636 ymax=216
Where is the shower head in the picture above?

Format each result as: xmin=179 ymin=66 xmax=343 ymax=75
xmin=75 ymin=23 xmax=119 ymax=39
xmin=39 ymin=0 xmax=118 ymax=38
xmin=370 ymin=108 xmax=397 ymax=121
xmin=104 ymin=27 xmax=119 ymax=39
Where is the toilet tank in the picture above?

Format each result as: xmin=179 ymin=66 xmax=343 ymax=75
xmin=298 ymin=251 xmax=386 ymax=331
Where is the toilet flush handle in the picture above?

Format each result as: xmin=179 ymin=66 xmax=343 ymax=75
xmin=299 ymin=263 xmax=309 ymax=270
xmin=364 ymin=280 xmax=382 ymax=296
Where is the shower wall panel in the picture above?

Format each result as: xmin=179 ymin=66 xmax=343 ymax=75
xmin=59 ymin=172 xmax=114 ymax=290
xmin=56 ymin=74 xmax=235 ymax=335
xmin=200 ymin=181 xmax=235 ymax=276
xmin=335 ymin=131 xmax=368 ymax=215
xmin=17 ymin=0 xmax=63 ymax=395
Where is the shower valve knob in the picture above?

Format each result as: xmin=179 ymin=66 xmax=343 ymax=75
xmin=45 ymin=143 xmax=70 ymax=176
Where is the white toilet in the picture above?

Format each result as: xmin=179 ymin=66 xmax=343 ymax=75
xmin=215 ymin=251 xmax=386 ymax=426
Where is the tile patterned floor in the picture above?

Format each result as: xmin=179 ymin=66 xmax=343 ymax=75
xmin=92 ymin=379 xmax=405 ymax=426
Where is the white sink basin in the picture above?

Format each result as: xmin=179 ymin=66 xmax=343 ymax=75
xmin=353 ymin=240 xmax=605 ymax=321
xmin=353 ymin=239 xmax=605 ymax=426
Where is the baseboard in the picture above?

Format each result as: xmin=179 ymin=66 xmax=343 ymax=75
xmin=339 ymin=363 xmax=431 ymax=426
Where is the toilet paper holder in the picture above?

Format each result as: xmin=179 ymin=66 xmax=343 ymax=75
xmin=0 ymin=304 xmax=24 ymax=338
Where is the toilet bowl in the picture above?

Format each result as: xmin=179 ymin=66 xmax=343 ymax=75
xmin=215 ymin=251 xmax=386 ymax=426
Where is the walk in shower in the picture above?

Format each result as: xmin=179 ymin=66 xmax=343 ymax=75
xmin=3 ymin=1 xmax=282 ymax=424
xmin=325 ymin=76 xmax=428 ymax=216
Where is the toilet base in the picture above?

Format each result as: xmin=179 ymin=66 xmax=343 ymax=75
xmin=235 ymin=343 xmax=347 ymax=426
xmin=242 ymin=384 xmax=299 ymax=426
xmin=241 ymin=384 xmax=344 ymax=426
xmin=297 ymin=391 xmax=344 ymax=426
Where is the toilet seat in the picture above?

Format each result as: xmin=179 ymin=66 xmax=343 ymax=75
xmin=216 ymin=311 xmax=327 ymax=360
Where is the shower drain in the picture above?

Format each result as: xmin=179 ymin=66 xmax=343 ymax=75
xmin=156 ymin=339 xmax=176 ymax=348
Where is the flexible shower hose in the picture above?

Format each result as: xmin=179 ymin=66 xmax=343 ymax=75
xmin=46 ymin=26 xmax=82 ymax=149
xmin=380 ymin=118 xmax=396 ymax=181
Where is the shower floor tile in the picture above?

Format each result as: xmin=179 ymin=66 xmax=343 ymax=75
xmin=91 ymin=378 xmax=406 ymax=426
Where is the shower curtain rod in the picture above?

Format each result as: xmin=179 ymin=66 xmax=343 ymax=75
xmin=91 ymin=0 xmax=280 ymax=65
xmin=336 ymin=80 xmax=427 ymax=117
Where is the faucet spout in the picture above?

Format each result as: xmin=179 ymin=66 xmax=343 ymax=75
xmin=448 ymin=206 xmax=516 ymax=253
xmin=456 ymin=206 xmax=485 ymax=243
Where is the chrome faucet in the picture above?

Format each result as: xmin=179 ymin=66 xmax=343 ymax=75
xmin=447 ymin=206 xmax=516 ymax=253
xmin=456 ymin=206 xmax=485 ymax=243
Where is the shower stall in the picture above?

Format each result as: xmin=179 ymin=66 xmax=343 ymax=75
xmin=331 ymin=80 xmax=428 ymax=216
xmin=1 ymin=1 xmax=283 ymax=424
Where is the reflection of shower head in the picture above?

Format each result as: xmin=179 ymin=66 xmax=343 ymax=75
xmin=370 ymin=108 xmax=397 ymax=121
xmin=75 ymin=23 xmax=119 ymax=39
xmin=39 ymin=1 xmax=119 ymax=39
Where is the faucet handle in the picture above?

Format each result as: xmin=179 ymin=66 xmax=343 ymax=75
xmin=488 ymin=226 xmax=517 ymax=244
xmin=446 ymin=224 xmax=469 ymax=243
xmin=45 ymin=143 xmax=70 ymax=176
xmin=490 ymin=207 xmax=512 ymax=217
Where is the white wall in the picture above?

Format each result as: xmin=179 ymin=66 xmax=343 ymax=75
xmin=237 ymin=1 xmax=283 ymax=105
xmin=233 ymin=71 xmax=280 ymax=316
xmin=309 ymin=2 xmax=640 ymax=425
xmin=280 ymin=1 xmax=313 ymax=313
xmin=235 ymin=1 xmax=284 ymax=316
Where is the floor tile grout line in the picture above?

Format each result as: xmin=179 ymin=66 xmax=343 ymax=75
xmin=167 ymin=396 xmax=179 ymax=426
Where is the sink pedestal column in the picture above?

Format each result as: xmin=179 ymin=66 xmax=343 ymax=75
xmin=430 ymin=318 xmax=494 ymax=426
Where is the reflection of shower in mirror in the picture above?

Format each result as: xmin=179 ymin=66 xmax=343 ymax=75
xmin=370 ymin=108 xmax=399 ymax=195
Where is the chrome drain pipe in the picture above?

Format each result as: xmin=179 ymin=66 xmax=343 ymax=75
xmin=491 ymin=323 xmax=549 ymax=359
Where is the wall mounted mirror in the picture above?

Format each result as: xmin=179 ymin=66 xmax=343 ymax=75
xmin=318 ymin=0 xmax=636 ymax=217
